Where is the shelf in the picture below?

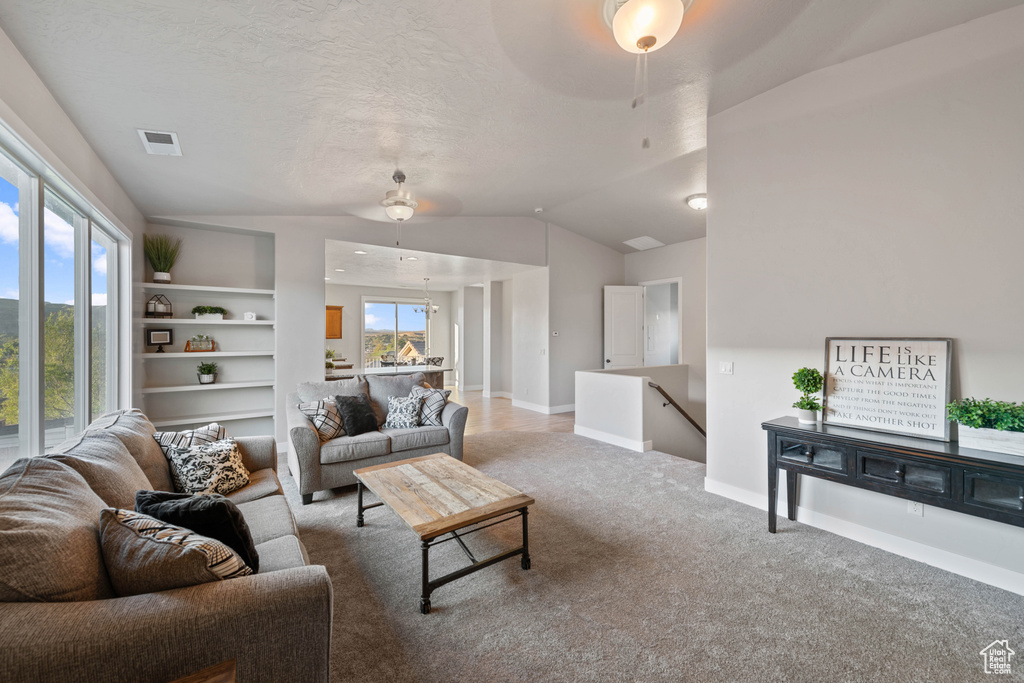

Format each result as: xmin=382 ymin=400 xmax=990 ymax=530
xmin=135 ymin=351 xmax=274 ymax=359
xmin=140 ymin=380 xmax=275 ymax=394
xmin=135 ymin=318 xmax=275 ymax=326
xmin=150 ymin=409 xmax=275 ymax=428
xmin=138 ymin=283 xmax=275 ymax=296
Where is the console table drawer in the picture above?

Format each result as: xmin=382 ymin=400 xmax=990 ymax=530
xmin=777 ymin=437 xmax=848 ymax=474
xmin=964 ymin=471 xmax=1024 ymax=517
xmin=855 ymin=450 xmax=951 ymax=497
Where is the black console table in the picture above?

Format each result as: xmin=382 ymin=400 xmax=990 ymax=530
xmin=763 ymin=416 xmax=1024 ymax=533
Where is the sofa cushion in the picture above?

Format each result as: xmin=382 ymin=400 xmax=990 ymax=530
xmin=334 ymin=393 xmax=379 ymax=437
xmin=366 ymin=372 xmax=425 ymax=425
xmin=410 ymin=385 xmax=451 ymax=426
xmin=320 ymin=430 xmax=391 ymax=464
xmin=235 ymin=495 xmax=298 ymax=545
xmin=225 ymin=468 xmax=283 ymax=504
xmin=383 ymin=395 xmax=424 ymax=430
xmin=0 ymin=457 xmax=114 ymax=602
xmin=166 ymin=438 xmax=250 ymax=495
xmin=255 ymin=535 xmax=309 ymax=573
xmin=99 ymin=509 xmax=252 ymax=597
xmin=297 ymin=399 xmax=345 ymax=441
xmin=382 ymin=426 xmax=450 ymax=453
xmin=45 ymin=430 xmax=153 ymax=509
xmin=297 ymin=376 xmax=367 ymax=403
xmin=135 ymin=491 xmax=260 ymax=572
xmin=88 ymin=409 xmax=174 ymax=492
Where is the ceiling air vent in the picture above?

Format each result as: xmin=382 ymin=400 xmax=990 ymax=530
xmin=137 ymin=129 xmax=182 ymax=156
xmin=623 ymin=236 xmax=665 ymax=251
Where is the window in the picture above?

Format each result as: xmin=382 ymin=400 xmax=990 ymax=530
xmin=0 ymin=142 xmax=124 ymax=466
xmin=363 ymin=300 xmax=427 ymax=367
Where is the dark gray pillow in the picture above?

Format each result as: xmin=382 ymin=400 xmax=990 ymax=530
xmin=334 ymin=394 xmax=379 ymax=437
xmin=135 ymin=490 xmax=259 ymax=572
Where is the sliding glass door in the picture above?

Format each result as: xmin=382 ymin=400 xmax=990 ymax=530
xmin=363 ymin=301 xmax=427 ymax=367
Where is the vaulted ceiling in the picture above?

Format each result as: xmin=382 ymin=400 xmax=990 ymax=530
xmin=1 ymin=0 xmax=1020 ymax=252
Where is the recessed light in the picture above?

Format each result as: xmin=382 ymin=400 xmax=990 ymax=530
xmin=354 ymin=250 xmax=368 ymax=255
xmin=324 ymin=277 xmax=330 ymax=281
xmin=406 ymin=257 xmax=418 ymax=261
xmin=686 ymin=193 xmax=708 ymax=211
xmin=334 ymin=268 xmax=345 ymax=272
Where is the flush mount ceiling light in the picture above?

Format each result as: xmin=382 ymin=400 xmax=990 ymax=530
xmin=686 ymin=193 xmax=708 ymax=210
xmin=381 ymin=170 xmax=418 ymax=222
xmin=605 ymin=0 xmax=685 ymax=148
xmin=406 ymin=257 xmax=418 ymax=261
xmin=354 ymin=250 xmax=368 ymax=255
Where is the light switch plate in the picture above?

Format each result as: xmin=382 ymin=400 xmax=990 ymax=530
xmin=719 ymin=361 xmax=734 ymax=375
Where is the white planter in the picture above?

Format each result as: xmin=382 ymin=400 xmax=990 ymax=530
xmin=153 ymin=271 xmax=171 ymax=284
xmin=195 ymin=313 xmax=224 ymax=320
xmin=197 ymin=373 xmax=216 ymax=385
xmin=795 ymin=408 xmax=819 ymax=425
xmin=958 ymin=426 xmax=1024 ymax=456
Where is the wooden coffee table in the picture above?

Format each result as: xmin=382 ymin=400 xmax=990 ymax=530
xmin=353 ymin=453 xmax=534 ymax=614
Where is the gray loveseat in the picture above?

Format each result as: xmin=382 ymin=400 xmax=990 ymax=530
xmin=0 ymin=409 xmax=333 ymax=683
xmin=286 ymin=372 xmax=469 ymax=504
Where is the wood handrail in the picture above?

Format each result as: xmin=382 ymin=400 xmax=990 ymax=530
xmin=648 ymin=381 xmax=707 ymax=438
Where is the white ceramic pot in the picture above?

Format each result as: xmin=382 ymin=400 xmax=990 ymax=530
xmin=958 ymin=426 xmax=1024 ymax=456
xmin=153 ymin=271 xmax=171 ymax=284
xmin=198 ymin=373 xmax=216 ymax=385
xmin=195 ymin=313 xmax=224 ymax=320
xmin=796 ymin=408 xmax=819 ymax=425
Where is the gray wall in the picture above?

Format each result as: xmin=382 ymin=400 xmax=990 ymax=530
xmin=460 ymin=285 xmax=484 ymax=390
xmin=512 ymin=268 xmax=549 ymax=408
xmin=706 ymin=5 xmax=1024 ymax=581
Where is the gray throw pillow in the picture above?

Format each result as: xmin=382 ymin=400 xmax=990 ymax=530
xmin=383 ymin=395 xmax=424 ymax=429
xmin=366 ymin=372 xmax=425 ymax=425
xmin=410 ymin=385 xmax=451 ymax=427
xmin=99 ymin=508 xmax=252 ymax=597
xmin=165 ymin=438 xmax=250 ymax=496
xmin=297 ymin=376 xmax=367 ymax=403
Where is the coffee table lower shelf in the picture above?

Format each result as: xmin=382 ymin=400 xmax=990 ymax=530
xmin=354 ymin=453 xmax=534 ymax=614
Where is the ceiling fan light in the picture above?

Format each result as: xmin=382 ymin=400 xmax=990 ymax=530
xmin=384 ymin=203 xmax=415 ymax=221
xmin=612 ymin=0 xmax=684 ymax=54
xmin=686 ymin=193 xmax=708 ymax=210
xmin=381 ymin=181 xmax=419 ymax=222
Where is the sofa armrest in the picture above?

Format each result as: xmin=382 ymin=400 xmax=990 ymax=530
xmin=0 ymin=565 xmax=333 ymax=683
xmin=285 ymin=392 xmax=324 ymax=498
xmin=441 ymin=401 xmax=469 ymax=461
xmin=234 ymin=435 xmax=277 ymax=472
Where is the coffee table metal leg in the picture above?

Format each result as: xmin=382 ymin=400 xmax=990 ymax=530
xmin=521 ymin=507 xmax=531 ymax=570
xmin=356 ymin=482 xmax=364 ymax=527
xmin=420 ymin=540 xmax=431 ymax=614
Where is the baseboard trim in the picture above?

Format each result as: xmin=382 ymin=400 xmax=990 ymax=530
xmin=549 ymin=403 xmax=575 ymax=414
xmin=703 ymin=477 xmax=1024 ymax=596
xmin=574 ymin=425 xmax=651 ymax=452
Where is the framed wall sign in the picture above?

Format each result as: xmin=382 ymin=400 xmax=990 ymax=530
xmin=823 ymin=337 xmax=952 ymax=441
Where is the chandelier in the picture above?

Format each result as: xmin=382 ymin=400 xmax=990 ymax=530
xmin=413 ymin=278 xmax=439 ymax=315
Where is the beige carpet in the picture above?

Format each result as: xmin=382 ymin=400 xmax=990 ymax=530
xmin=279 ymin=431 xmax=1024 ymax=682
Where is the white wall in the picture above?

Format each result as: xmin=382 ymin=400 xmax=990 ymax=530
xmin=461 ymin=286 xmax=484 ymax=390
xmin=324 ymin=283 xmax=453 ymax=383
xmin=483 ymin=281 xmax=507 ymax=397
xmin=706 ymin=5 xmax=1024 ymax=590
xmin=644 ymin=283 xmax=678 ymax=366
xmin=501 ymin=279 xmax=514 ymax=396
xmin=512 ymin=268 xmax=549 ymax=410
xmin=625 ymin=238 xmax=707 ymax=426
xmin=547 ymin=223 xmax=624 ymax=411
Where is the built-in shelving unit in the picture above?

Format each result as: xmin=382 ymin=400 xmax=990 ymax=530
xmin=135 ymin=227 xmax=276 ymax=437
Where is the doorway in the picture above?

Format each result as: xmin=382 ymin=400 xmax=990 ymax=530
xmin=642 ymin=280 xmax=680 ymax=367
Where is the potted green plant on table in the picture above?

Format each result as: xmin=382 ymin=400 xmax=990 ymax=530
xmin=947 ymin=398 xmax=1024 ymax=455
xmin=197 ymin=361 xmax=218 ymax=385
xmin=192 ymin=305 xmax=228 ymax=321
xmin=792 ymin=367 xmax=824 ymax=424
xmin=143 ymin=234 xmax=183 ymax=284
xmin=325 ymin=349 xmax=336 ymax=375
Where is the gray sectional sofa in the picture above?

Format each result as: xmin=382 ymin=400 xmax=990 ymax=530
xmin=0 ymin=409 xmax=333 ymax=683
xmin=286 ymin=372 xmax=469 ymax=504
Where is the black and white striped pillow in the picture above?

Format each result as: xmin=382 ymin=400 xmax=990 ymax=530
xmin=297 ymin=400 xmax=345 ymax=442
xmin=411 ymin=385 xmax=451 ymax=426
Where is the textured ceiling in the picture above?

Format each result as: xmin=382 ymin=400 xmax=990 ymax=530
xmin=0 ymin=0 xmax=1021 ymax=252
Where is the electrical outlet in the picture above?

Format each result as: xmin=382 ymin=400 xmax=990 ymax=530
xmin=719 ymin=361 xmax=734 ymax=375
xmin=907 ymin=501 xmax=924 ymax=517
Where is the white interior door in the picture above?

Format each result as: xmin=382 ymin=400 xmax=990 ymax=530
xmin=604 ymin=286 xmax=644 ymax=369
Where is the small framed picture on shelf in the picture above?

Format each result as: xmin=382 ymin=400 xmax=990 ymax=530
xmin=146 ymin=329 xmax=173 ymax=353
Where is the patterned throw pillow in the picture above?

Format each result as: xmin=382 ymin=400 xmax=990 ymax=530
xmin=99 ymin=508 xmax=252 ymax=597
xmin=165 ymin=438 xmax=250 ymax=496
xmin=297 ymin=399 xmax=345 ymax=442
xmin=383 ymin=395 xmax=424 ymax=430
xmin=410 ymin=385 xmax=451 ymax=426
xmin=153 ymin=424 xmax=228 ymax=490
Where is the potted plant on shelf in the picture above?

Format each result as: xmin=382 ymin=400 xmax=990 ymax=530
xmin=325 ymin=350 xmax=336 ymax=376
xmin=197 ymin=361 xmax=218 ymax=385
xmin=192 ymin=305 xmax=228 ymax=321
xmin=143 ymin=234 xmax=183 ymax=284
xmin=792 ymin=367 xmax=824 ymax=424
xmin=947 ymin=398 xmax=1024 ymax=456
